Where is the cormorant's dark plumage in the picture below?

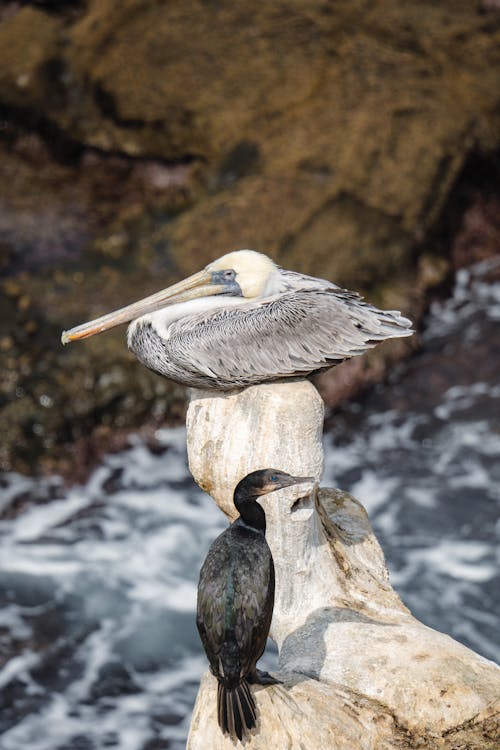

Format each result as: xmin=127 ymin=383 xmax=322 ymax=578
xmin=196 ymin=469 xmax=312 ymax=741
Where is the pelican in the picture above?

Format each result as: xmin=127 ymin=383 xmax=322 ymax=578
xmin=61 ymin=250 xmax=413 ymax=389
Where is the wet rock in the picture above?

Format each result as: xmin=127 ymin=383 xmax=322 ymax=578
xmin=448 ymin=155 xmax=500 ymax=269
xmin=88 ymin=662 xmax=140 ymax=700
xmin=0 ymin=678 xmax=50 ymax=735
xmin=141 ymin=740 xmax=171 ymax=750
xmin=0 ymin=8 xmax=61 ymax=114
xmin=30 ymin=636 xmax=86 ymax=692
xmin=56 ymin=736 xmax=95 ymax=750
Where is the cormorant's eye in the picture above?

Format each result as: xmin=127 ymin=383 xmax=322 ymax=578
xmin=223 ymin=269 xmax=236 ymax=281
xmin=271 ymin=474 xmax=278 ymax=482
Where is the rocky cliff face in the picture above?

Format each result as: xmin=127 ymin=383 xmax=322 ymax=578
xmin=1 ymin=0 xmax=499 ymax=475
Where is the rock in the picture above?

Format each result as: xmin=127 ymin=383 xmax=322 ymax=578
xmin=1 ymin=1 xmax=500 ymax=475
xmin=0 ymin=8 xmax=61 ymax=112
xmin=187 ymin=381 xmax=324 ymax=518
xmin=186 ymin=381 xmax=500 ymax=748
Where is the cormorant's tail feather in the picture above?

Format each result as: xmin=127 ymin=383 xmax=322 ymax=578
xmin=217 ymin=680 xmax=256 ymax=741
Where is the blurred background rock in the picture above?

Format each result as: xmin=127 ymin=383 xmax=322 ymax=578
xmin=1 ymin=0 xmax=499 ymax=476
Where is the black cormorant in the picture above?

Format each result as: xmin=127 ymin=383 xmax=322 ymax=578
xmin=196 ymin=469 xmax=313 ymax=741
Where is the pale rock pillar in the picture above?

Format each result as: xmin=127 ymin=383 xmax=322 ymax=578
xmin=186 ymin=381 xmax=500 ymax=749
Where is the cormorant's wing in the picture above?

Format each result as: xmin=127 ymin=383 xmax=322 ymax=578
xmin=169 ymin=288 xmax=413 ymax=387
xmin=196 ymin=529 xmax=274 ymax=679
xmin=231 ymin=544 xmax=274 ymax=676
xmin=196 ymin=534 xmax=231 ymax=672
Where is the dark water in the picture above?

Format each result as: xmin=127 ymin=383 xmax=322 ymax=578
xmin=1 ymin=262 xmax=499 ymax=749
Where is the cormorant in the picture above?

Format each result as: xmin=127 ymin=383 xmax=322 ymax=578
xmin=196 ymin=469 xmax=313 ymax=741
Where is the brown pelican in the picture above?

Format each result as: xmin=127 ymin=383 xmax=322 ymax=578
xmin=61 ymin=250 xmax=413 ymax=389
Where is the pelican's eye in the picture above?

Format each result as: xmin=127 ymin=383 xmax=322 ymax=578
xmin=210 ymin=268 xmax=241 ymax=295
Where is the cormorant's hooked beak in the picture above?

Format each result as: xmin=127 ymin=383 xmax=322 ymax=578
xmin=260 ymin=475 xmax=316 ymax=496
xmin=288 ymin=475 xmax=316 ymax=488
xmin=61 ymin=269 xmax=226 ymax=345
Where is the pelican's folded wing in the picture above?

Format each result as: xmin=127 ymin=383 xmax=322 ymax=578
xmin=169 ymin=289 xmax=413 ymax=388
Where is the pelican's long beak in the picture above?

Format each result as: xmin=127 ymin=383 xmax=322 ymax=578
xmin=61 ymin=269 xmax=225 ymax=345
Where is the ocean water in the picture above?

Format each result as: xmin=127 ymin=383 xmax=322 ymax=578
xmin=1 ymin=262 xmax=499 ymax=749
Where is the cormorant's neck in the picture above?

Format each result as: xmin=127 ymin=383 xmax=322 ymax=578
xmin=233 ymin=489 xmax=266 ymax=532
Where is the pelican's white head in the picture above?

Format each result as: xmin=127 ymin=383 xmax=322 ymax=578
xmin=207 ymin=249 xmax=278 ymax=299
xmin=61 ymin=249 xmax=279 ymax=345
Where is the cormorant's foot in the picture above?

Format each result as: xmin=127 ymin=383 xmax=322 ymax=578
xmin=248 ymin=668 xmax=282 ymax=685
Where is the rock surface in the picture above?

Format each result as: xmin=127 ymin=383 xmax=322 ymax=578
xmin=1 ymin=1 xmax=500 ymax=474
xmin=186 ymin=381 xmax=500 ymax=748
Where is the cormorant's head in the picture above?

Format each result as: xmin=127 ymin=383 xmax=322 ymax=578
xmin=235 ymin=469 xmax=315 ymax=501
xmin=61 ymin=249 xmax=278 ymax=345
xmin=233 ymin=469 xmax=314 ymax=531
